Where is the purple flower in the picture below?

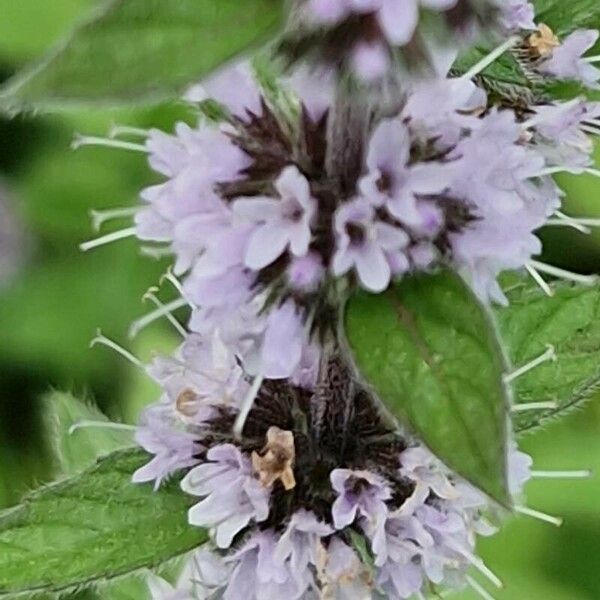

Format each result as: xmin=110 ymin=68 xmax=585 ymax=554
xmin=287 ymin=252 xmax=325 ymax=292
xmin=400 ymin=447 xmax=458 ymax=500
xmin=360 ymin=118 xmax=451 ymax=228
xmin=234 ymin=166 xmax=317 ymax=270
xmin=181 ymin=444 xmax=270 ymax=548
xmin=531 ymin=99 xmax=600 ymax=171
xmin=132 ymin=405 xmax=199 ymax=490
xmin=500 ymin=0 xmax=536 ymax=31
xmin=274 ymin=509 xmax=333 ymax=590
xmin=331 ymin=468 xmax=391 ymax=530
xmin=187 ymin=61 xmax=263 ymax=119
xmin=323 ymin=538 xmax=371 ymax=600
xmin=509 ymin=447 xmax=533 ymax=496
xmin=332 ymin=198 xmax=409 ymax=292
xmin=147 ymin=573 xmax=194 ymax=600
xmin=539 ymin=29 xmax=600 ymax=88
xmin=260 ymin=300 xmax=308 ymax=379
xmin=225 ymin=531 xmax=306 ymax=600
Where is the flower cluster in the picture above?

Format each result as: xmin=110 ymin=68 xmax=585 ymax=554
xmin=281 ymin=0 xmax=536 ymax=80
xmin=137 ymin=352 xmax=532 ymax=600
xmin=76 ymin=4 xmax=600 ymax=599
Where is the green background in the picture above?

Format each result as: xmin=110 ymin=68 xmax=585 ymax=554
xmin=0 ymin=2 xmax=598 ymax=598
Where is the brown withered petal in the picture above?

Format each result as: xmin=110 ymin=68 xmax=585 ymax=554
xmin=252 ymin=426 xmax=297 ymax=491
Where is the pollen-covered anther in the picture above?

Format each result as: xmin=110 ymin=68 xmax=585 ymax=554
xmin=251 ymin=426 xmax=296 ymax=490
xmin=176 ymin=388 xmax=200 ymax=417
xmin=526 ymin=24 xmax=560 ymax=58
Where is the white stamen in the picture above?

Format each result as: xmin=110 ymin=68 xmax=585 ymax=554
xmin=90 ymin=330 xmax=144 ymax=369
xmin=584 ymin=55 xmax=600 ymax=63
xmin=161 ymin=267 xmax=197 ymax=309
xmin=69 ymin=420 xmax=137 ymax=435
xmin=467 ymin=576 xmax=497 ymax=600
xmin=80 ymin=226 xmax=136 ymax=252
xmin=504 ymin=345 xmax=556 ymax=383
xmin=529 ymin=260 xmax=598 ymax=286
xmin=512 ymin=401 xmax=558 ymax=413
xmin=515 ymin=505 xmax=563 ymax=527
xmin=580 ymin=125 xmax=600 ymax=136
xmin=546 ymin=211 xmax=592 ymax=234
xmin=534 ymin=166 xmax=568 ymax=177
xmin=584 ymin=167 xmax=600 ymax=179
xmin=90 ymin=207 xmax=138 ymax=232
xmin=448 ymin=542 xmax=503 ymax=589
xmin=129 ymin=297 xmax=188 ymax=338
xmin=140 ymin=245 xmax=172 ymax=260
xmin=462 ymin=36 xmax=520 ymax=80
xmin=233 ymin=374 xmax=265 ymax=439
xmin=143 ymin=289 xmax=187 ymax=338
xmin=109 ymin=124 xmax=151 ymax=139
xmin=525 ymin=264 xmax=553 ymax=297
xmin=555 ymin=215 xmax=600 ymax=227
xmin=72 ymin=133 xmax=148 ymax=153
xmin=531 ymin=469 xmax=592 ymax=479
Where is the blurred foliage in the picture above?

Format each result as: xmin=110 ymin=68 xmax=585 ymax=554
xmin=0 ymin=1 xmax=598 ymax=598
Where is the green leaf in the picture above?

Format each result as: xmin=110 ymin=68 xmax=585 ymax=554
xmin=44 ymin=391 xmax=133 ymax=476
xmin=0 ymin=449 xmax=206 ymax=598
xmin=534 ymin=0 xmax=600 ymax=37
xmin=0 ymin=0 xmax=284 ymax=113
xmin=344 ymin=269 xmax=511 ymax=506
xmin=497 ymin=280 xmax=600 ymax=434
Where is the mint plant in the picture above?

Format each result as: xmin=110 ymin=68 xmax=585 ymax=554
xmin=1 ymin=1 xmax=599 ymax=598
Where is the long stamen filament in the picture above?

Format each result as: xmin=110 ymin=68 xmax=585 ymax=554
xmin=109 ymin=124 xmax=151 ymax=139
xmin=529 ymin=260 xmax=598 ymax=285
xmin=80 ymin=227 xmax=137 ymax=252
xmin=525 ymin=263 xmax=553 ymax=297
xmin=511 ymin=401 xmax=558 ymax=413
xmin=462 ymin=36 xmax=520 ymax=80
xmin=72 ymin=134 xmax=148 ymax=153
xmin=129 ymin=297 xmax=188 ymax=338
xmin=584 ymin=55 xmax=600 ymax=63
xmin=448 ymin=542 xmax=503 ymax=589
xmin=234 ymin=374 xmax=265 ymax=439
xmin=504 ymin=345 xmax=556 ymax=383
xmin=140 ymin=245 xmax=172 ymax=260
xmin=161 ymin=268 xmax=197 ymax=309
xmin=90 ymin=207 xmax=139 ymax=232
xmin=90 ymin=331 xmax=144 ymax=369
xmin=515 ymin=505 xmax=563 ymax=527
xmin=531 ymin=469 xmax=592 ymax=479
xmin=142 ymin=290 xmax=187 ymax=338
xmin=467 ymin=576 xmax=497 ymax=600
xmin=69 ymin=420 xmax=137 ymax=435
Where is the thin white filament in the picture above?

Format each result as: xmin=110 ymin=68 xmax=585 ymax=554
xmin=161 ymin=267 xmax=197 ymax=309
xmin=584 ymin=55 xmax=600 ymax=63
xmin=531 ymin=469 xmax=592 ymax=479
xmin=462 ymin=36 xmax=520 ymax=80
xmin=72 ymin=134 xmax=148 ymax=153
xmin=80 ymin=226 xmax=137 ymax=252
xmin=467 ymin=576 xmax=497 ymax=600
xmin=90 ymin=207 xmax=139 ymax=232
xmin=69 ymin=420 xmax=137 ymax=435
xmin=90 ymin=331 xmax=144 ymax=369
xmin=109 ymin=124 xmax=151 ymax=139
xmin=504 ymin=345 xmax=556 ymax=383
xmin=511 ymin=401 xmax=558 ymax=413
xmin=448 ymin=542 xmax=503 ymax=589
xmin=515 ymin=505 xmax=563 ymax=527
xmin=234 ymin=374 xmax=265 ymax=439
xmin=529 ymin=260 xmax=598 ymax=286
xmin=143 ymin=290 xmax=187 ymax=338
xmin=129 ymin=297 xmax=188 ymax=338
xmin=525 ymin=264 xmax=553 ymax=297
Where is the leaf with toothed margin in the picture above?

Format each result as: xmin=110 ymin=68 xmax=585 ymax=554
xmin=0 ymin=0 xmax=284 ymax=114
xmin=344 ymin=269 xmax=512 ymax=506
xmin=495 ymin=279 xmax=600 ymax=434
xmin=0 ymin=449 xmax=206 ymax=599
